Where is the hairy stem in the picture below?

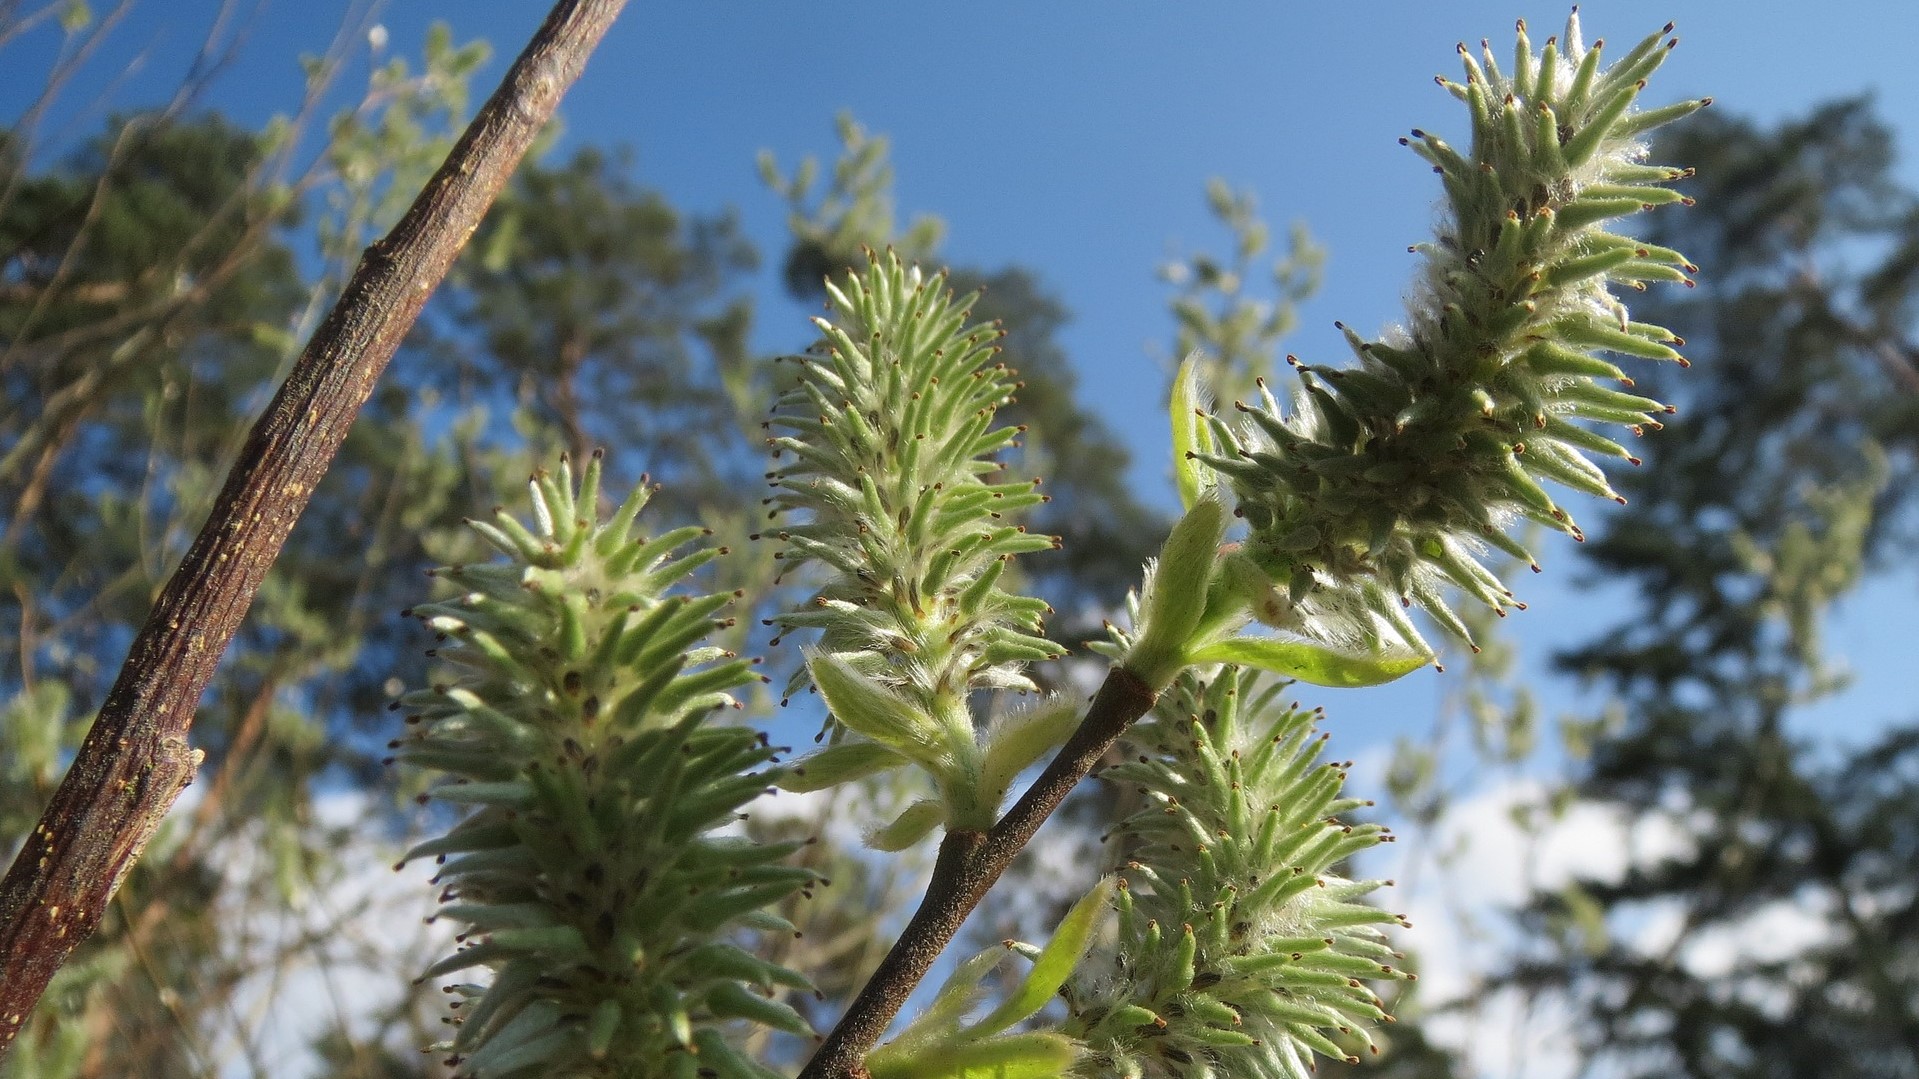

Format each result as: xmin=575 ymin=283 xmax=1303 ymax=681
xmin=0 ymin=0 xmax=628 ymax=1055
xmin=800 ymin=665 xmax=1158 ymax=1079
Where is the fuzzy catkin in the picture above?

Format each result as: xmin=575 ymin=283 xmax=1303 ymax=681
xmin=761 ymin=253 xmax=1072 ymax=837
xmin=1067 ymin=666 xmax=1409 ymax=1078
xmin=397 ymin=455 xmax=813 ymax=1079
xmin=1203 ymin=13 xmax=1707 ymax=656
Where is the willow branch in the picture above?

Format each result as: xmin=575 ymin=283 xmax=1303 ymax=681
xmin=0 ymin=0 xmax=628 ymax=1054
xmin=799 ymin=665 xmax=1159 ymax=1079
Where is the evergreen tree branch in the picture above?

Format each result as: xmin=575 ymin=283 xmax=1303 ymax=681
xmin=800 ymin=664 xmax=1158 ymax=1079
xmin=0 ymin=0 xmax=628 ymax=1056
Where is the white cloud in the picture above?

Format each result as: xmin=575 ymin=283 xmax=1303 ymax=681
xmin=1368 ymin=776 xmax=1709 ymax=1079
xmin=204 ymin=788 xmax=453 ymax=1078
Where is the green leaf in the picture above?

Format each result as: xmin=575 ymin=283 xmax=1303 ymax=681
xmin=969 ymin=876 xmax=1114 ymax=1037
xmin=899 ymin=946 xmax=1007 ymax=1046
xmin=480 ymin=208 xmax=520 ymax=272
xmin=1171 ymin=351 xmax=1217 ymax=510
xmin=59 ymin=0 xmax=91 ymax=33
xmin=1188 ymin=635 xmax=1428 ymax=687
xmin=1125 ymin=494 xmax=1227 ymax=688
xmin=869 ymin=1032 xmax=1083 ymax=1079
xmin=978 ymin=695 xmax=1080 ymax=807
xmin=808 ymin=651 xmax=954 ymax=773
xmin=868 ymin=799 xmax=944 ymax=851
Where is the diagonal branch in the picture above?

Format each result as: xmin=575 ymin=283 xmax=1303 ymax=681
xmin=799 ymin=665 xmax=1159 ymax=1079
xmin=0 ymin=0 xmax=629 ymax=1056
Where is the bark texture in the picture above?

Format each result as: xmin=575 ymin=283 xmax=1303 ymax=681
xmin=0 ymin=0 xmax=629 ymax=1055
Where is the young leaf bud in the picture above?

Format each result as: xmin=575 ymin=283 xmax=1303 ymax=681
xmin=1125 ymin=494 xmax=1228 ymax=688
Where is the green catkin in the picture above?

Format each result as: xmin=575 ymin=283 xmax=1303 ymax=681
xmin=1065 ymin=665 xmax=1408 ymax=1078
xmin=1201 ymin=11 xmax=1704 ymax=656
xmin=1063 ymin=17 xmax=1704 ymax=1076
xmin=762 ymin=253 xmax=1070 ymax=835
xmin=397 ymin=454 xmax=814 ymax=1078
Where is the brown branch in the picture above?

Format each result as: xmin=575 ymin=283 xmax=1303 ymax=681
xmin=799 ymin=665 xmax=1159 ymax=1079
xmin=0 ymin=0 xmax=630 ymax=1056
xmin=1870 ymin=338 xmax=1919 ymax=396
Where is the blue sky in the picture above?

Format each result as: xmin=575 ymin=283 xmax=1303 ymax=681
xmin=7 ymin=1 xmax=1915 ymax=754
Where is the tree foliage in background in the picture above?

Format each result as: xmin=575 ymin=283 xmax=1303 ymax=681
xmin=1 ymin=111 xmax=309 ymax=1079
xmin=1 ymin=16 xmax=496 ymax=1072
xmin=1502 ymin=97 xmax=1919 ymax=1079
xmin=436 ymin=145 xmax=759 ymax=486
xmin=1161 ymin=177 xmax=1323 ymax=406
